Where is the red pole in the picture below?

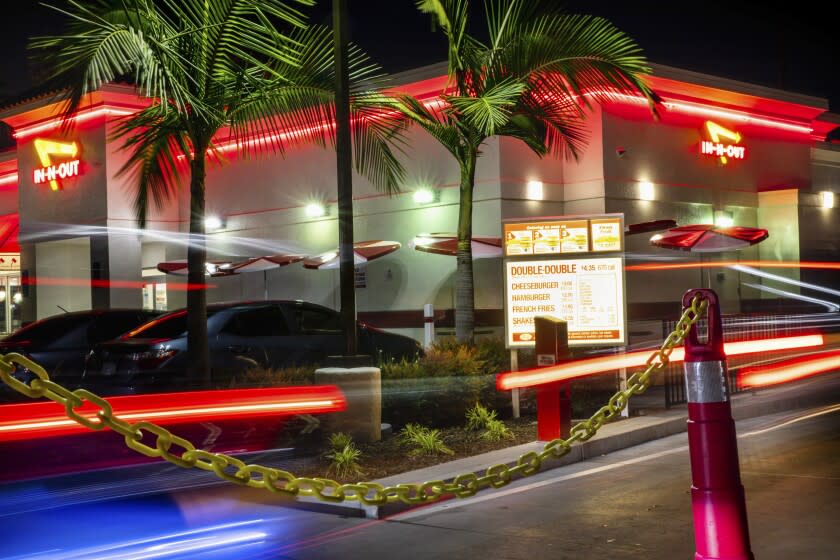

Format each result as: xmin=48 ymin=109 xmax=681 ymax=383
xmin=534 ymin=316 xmax=571 ymax=440
xmin=682 ymin=289 xmax=754 ymax=560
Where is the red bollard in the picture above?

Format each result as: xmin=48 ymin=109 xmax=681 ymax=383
xmin=534 ymin=316 xmax=571 ymax=440
xmin=682 ymin=289 xmax=754 ymax=560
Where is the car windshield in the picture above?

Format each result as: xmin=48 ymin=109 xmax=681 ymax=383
xmin=123 ymin=309 xmax=220 ymax=340
xmin=2 ymin=314 xmax=93 ymax=343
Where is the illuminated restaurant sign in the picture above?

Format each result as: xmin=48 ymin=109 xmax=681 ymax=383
xmin=503 ymin=215 xmax=623 ymax=257
xmin=33 ymin=139 xmax=81 ymax=191
xmin=700 ymin=121 xmax=745 ymax=164
xmin=505 ymin=257 xmax=625 ymax=347
xmin=503 ymin=214 xmax=626 ymax=348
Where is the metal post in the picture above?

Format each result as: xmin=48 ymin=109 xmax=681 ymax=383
xmin=682 ymin=288 xmax=754 ymax=560
xmin=423 ymin=303 xmax=435 ymax=349
xmin=333 ymin=0 xmax=357 ymax=356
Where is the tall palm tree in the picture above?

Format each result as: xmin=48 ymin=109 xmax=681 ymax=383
xmin=399 ymin=0 xmax=657 ymax=342
xmin=31 ymin=0 xmax=405 ymax=385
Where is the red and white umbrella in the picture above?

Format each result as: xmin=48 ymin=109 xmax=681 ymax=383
xmin=409 ymin=233 xmax=502 ymax=259
xmin=625 ymin=219 xmax=677 ymax=236
xmin=650 ymin=225 xmax=768 ymax=253
xmin=157 ymin=259 xmax=237 ymax=277
xmin=227 ymin=254 xmax=304 ymax=273
xmin=303 ymin=240 xmax=401 ymax=270
xmin=157 ymin=254 xmax=303 ymax=277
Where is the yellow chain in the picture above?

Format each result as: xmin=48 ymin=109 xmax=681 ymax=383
xmin=0 ymin=295 xmax=708 ymax=506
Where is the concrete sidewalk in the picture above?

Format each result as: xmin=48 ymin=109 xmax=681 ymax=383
xmin=298 ymin=371 xmax=840 ymax=519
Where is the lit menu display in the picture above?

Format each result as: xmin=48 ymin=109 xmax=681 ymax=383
xmin=504 ymin=215 xmax=622 ymax=256
xmin=505 ymin=257 xmax=625 ymax=347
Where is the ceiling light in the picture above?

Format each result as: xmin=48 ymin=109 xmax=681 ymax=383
xmin=639 ymin=181 xmax=655 ymax=201
xmin=413 ymin=189 xmax=437 ymax=204
xmin=204 ymin=216 xmax=224 ymax=231
xmin=714 ymin=210 xmax=734 ymax=227
xmin=526 ymin=180 xmax=543 ymax=200
xmin=305 ymin=203 xmax=328 ymax=218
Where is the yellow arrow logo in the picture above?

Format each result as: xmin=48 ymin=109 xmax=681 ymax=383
xmin=704 ymin=121 xmax=742 ymax=164
xmin=34 ymin=139 xmax=79 ymax=191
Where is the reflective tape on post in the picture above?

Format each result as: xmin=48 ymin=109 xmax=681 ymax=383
xmin=682 ymin=288 xmax=754 ymax=560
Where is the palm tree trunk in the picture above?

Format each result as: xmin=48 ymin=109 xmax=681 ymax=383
xmin=187 ymin=144 xmax=210 ymax=388
xmin=455 ymin=148 xmax=477 ymax=343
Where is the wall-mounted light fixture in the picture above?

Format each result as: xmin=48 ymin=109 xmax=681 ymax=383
xmin=714 ymin=210 xmax=734 ymax=227
xmin=304 ymin=202 xmax=328 ymax=218
xmin=204 ymin=215 xmax=225 ymax=231
xmin=820 ymin=191 xmax=835 ymax=209
xmin=526 ymin=180 xmax=543 ymax=200
xmin=413 ymin=188 xmax=439 ymax=205
xmin=638 ymin=181 xmax=655 ymax=201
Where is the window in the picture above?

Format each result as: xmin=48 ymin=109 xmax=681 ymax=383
xmin=88 ymin=312 xmax=158 ymax=344
xmin=296 ymin=306 xmax=342 ymax=334
xmin=222 ymin=307 xmax=289 ymax=337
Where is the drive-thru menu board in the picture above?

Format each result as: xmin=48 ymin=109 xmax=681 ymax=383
xmin=503 ymin=214 xmax=626 ymax=348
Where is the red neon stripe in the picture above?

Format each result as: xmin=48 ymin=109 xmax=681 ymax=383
xmin=738 ymin=349 xmax=840 ymax=389
xmin=626 ymin=261 xmax=840 ymax=272
xmin=21 ymin=276 xmax=214 ymax=291
xmin=497 ymin=334 xmax=825 ymax=390
xmin=0 ymin=385 xmax=346 ymax=442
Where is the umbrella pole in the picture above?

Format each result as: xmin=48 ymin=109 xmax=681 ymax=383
xmin=264 ymin=270 xmax=268 ymax=300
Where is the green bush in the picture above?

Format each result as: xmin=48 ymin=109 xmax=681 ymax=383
xmin=465 ymin=403 xmax=498 ymax=431
xmin=327 ymin=432 xmax=353 ymax=453
xmin=326 ymin=443 xmax=363 ymax=478
xmin=400 ymin=423 xmax=454 ymax=456
xmin=229 ymin=365 xmax=315 ymax=388
xmin=480 ymin=418 xmax=513 ymax=441
xmin=381 ymin=338 xmax=516 ymax=428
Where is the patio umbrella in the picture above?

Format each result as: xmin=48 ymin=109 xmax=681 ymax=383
xmin=226 ymin=254 xmax=304 ymax=273
xmin=650 ymin=224 xmax=768 ymax=253
xmin=158 ymin=254 xmax=304 ymax=298
xmin=303 ymin=240 xmax=401 ymax=270
xmin=625 ymin=219 xmax=677 ymax=236
xmin=650 ymin=224 xmax=769 ymax=287
xmin=409 ymin=233 xmax=503 ymax=259
xmin=156 ymin=260 xmax=237 ymax=277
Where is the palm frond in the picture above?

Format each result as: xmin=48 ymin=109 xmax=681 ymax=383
xmin=110 ymin=105 xmax=192 ymax=226
xmin=446 ymin=77 xmax=526 ymax=136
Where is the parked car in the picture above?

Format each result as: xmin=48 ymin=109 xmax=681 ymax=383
xmin=0 ymin=309 xmax=161 ymax=403
xmin=82 ymin=300 xmax=422 ymax=394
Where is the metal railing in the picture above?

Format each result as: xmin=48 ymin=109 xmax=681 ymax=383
xmin=661 ymin=312 xmax=836 ymax=407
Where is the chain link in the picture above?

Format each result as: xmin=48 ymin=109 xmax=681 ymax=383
xmin=0 ymin=295 xmax=708 ymax=506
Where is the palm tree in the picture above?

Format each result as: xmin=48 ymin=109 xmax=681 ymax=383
xmin=31 ymin=0 xmax=405 ymax=385
xmin=398 ymin=0 xmax=657 ymax=342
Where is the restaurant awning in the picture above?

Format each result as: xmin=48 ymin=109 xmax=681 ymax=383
xmin=0 ymin=213 xmax=20 ymax=253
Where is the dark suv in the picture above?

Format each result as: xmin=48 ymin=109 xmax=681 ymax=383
xmin=0 ymin=309 xmax=160 ymax=402
xmin=82 ymin=300 xmax=422 ymax=394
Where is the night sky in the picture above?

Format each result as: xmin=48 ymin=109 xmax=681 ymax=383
xmin=1 ymin=1 xmax=837 ymax=112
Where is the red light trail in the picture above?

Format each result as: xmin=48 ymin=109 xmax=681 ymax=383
xmin=738 ymin=349 xmax=840 ymax=389
xmin=626 ymin=261 xmax=840 ymax=272
xmin=497 ymin=334 xmax=825 ymax=390
xmin=0 ymin=385 xmax=346 ymax=442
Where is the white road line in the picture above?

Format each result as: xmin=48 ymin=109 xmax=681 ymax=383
xmin=392 ymin=403 xmax=840 ymax=521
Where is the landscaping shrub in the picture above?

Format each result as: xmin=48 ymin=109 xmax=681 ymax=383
xmin=400 ymin=423 xmax=453 ymax=456
xmin=229 ymin=365 xmax=315 ymax=388
xmin=380 ymin=338 xmax=507 ymax=429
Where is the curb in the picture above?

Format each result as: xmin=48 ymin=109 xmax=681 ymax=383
xmin=295 ymin=372 xmax=840 ymax=519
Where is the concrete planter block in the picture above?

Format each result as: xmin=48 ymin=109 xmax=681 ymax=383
xmin=314 ymin=367 xmax=382 ymax=443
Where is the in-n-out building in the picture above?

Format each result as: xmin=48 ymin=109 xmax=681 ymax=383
xmin=0 ymin=62 xmax=837 ymax=341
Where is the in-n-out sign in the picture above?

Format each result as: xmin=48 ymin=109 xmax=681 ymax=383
xmin=33 ymin=138 xmax=81 ymax=191
xmin=700 ymin=121 xmax=745 ymax=164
